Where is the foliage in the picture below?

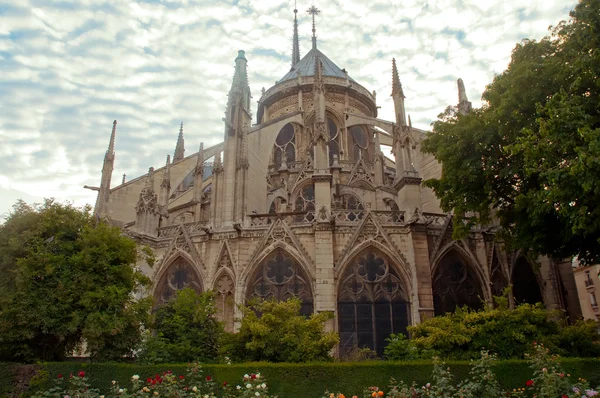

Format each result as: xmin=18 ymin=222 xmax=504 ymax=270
xmin=385 ymin=303 xmax=600 ymax=360
xmin=137 ymin=288 xmax=222 ymax=364
xmin=7 ymin=357 xmax=600 ymax=398
xmin=421 ymin=0 xmax=600 ymax=264
xmin=0 ymin=199 xmax=152 ymax=362
xmin=30 ymin=365 xmax=275 ymax=398
xmin=221 ymin=298 xmax=339 ymax=363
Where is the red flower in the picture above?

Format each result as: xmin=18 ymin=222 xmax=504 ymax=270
xmin=526 ymin=380 xmax=534 ymax=387
xmin=147 ymin=377 xmax=152 ymax=384
xmin=78 ymin=371 xmax=85 ymax=378
xmin=223 ymin=381 xmax=228 ymax=386
xmin=57 ymin=374 xmax=63 ymax=379
xmin=179 ymin=375 xmax=184 ymax=379
xmin=206 ymin=376 xmax=212 ymax=381
xmin=251 ymin=374 xmax=256 ymax=380
xmin=562 ymin=395 xmax=568 ymax=398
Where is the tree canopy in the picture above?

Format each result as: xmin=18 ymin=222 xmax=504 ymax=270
xmin=422 ymin=0 xmax=600 ymax=264
xmin=0 ymin=199 xmax=152 ymax=362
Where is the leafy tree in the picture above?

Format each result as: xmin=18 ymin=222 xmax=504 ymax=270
xmin=137 ymin=288 xmax=222 ymax=364
xmin=0 ymin=199 xmax=152 ymax=362
xmin=222 ymin=298 xmax=339 ymax=363
xmin=422 ymin=0 xmax=600 ymax=264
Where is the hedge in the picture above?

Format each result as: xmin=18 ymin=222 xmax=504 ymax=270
xmin=5 ymin=359 xmax=600 ymax=398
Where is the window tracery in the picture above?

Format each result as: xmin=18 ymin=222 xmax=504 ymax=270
xmin=294 ymin=184 xmax=315 ymax=222
xmin=338 ymin=250 xmax=410 ymax=357
xmin=333 ymin=194 xmax=364 ymax=221
xmin=349 ymin=126 xmax=368 ymax=160
xmin=273 ymin=123 xmax=296 ymax=169
xmin=246 ymin=250 xmax=313 ymax=315
xmin=432 ymin=252 xmax=483 ymax=315
xmin=156 ymin=259 xmax=202 ymax=304
xmin=328 ymin=117 xmax=339 ymax=166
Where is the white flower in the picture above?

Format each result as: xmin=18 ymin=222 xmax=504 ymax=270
xmin=426 ymin=383 xmax=431 ymax=388
xmin=118 ymin=389 xmax=123 ymax=394
xmin=255 ymin=393 xmax=260 ymax=397
xmin=261 ymin=383 xmax=266 ymax=388
xmin=244 ymin=374 xmax=249 ymax=379
xmin=192 ymin=387 xmax=198 ymax=393
xmin=99 ymin=396 xmax=104 ymax=398
xmin=112 ymin=380 xmax=116 ymax=385
xmin=204 ymin=395 xmax=209 ymax=398
xmin=246 ymin=383 xmax=252 ymax=389
xmin=256 ymin=373 xmax=261 ymax=379
xmin=132 ymin=375 xmax=139 ymax=380
xmin=237 ymin=385 xmax=242 ymax=390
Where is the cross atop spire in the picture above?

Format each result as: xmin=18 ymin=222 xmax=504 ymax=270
xmin=291 ymin=2 xmax=301 ymax=67
xmin=307 ymin=4 xmax=321 ymax=50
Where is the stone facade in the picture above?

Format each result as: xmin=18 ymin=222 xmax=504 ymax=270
xmin=89 ymin=10 xmax=581 ymax=356
xmin=573 ymin=264 xmax=600 ymax=320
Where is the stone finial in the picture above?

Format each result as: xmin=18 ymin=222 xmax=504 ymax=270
xmin=107 ymin=120 xmax=117 ymax=155
xmin=174 ymin=122 xmax=185 ymax=161
xmin=457 ymin=78 xmax=472 ymax=115
xmin=391 ymin=58 xmax=404 ymax=98
xmin=161 ymin=155 xmax=171 ymax=189
xmin=195 ymin=142 xmax=205 ymax=176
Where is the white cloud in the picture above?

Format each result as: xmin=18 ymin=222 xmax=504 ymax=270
xmin=0 ymin=0 xmax=579 ymax=215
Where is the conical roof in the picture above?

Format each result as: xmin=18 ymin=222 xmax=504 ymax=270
xmin=279 ymin=48 xmax=355 ymax=83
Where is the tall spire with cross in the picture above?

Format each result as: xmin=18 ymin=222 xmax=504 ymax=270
xmin=307 ymin=4 xmax=321 ymax=50
xmin=291 ymin=1 xmax=301 ymax=67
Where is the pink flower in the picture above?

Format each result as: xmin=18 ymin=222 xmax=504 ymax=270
xmin=78 ymin=371 xmax=85 ymax=378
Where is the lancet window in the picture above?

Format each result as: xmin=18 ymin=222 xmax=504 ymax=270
xmin=328 ymin=117 xmax=339 ymax=166
xmin=512 ymin=257 xmax=543 ymax=305
xmin=155 ymin=258 xmax=203 ymax=305
xmin=432 ymin=251 xmax=484 ymax=315
xmin=273 ymin=123 xmax=296 ymax=169
xmin=246 ymin=249 xmax=313 ymax=315
xmin=338 ymin=250 xmax=410 ymax=357
xmin=349 ymin=126 xmax=368 ymax=160
xmin=490 ymin=253 xmax=508 ymax=299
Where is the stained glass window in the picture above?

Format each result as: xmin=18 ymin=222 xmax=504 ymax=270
xmin=155 ymin=259 xmax=202 ymax=305
xmin=432 ymin=251 xmax=483 ymax=315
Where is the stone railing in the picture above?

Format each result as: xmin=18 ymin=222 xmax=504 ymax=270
xmin=248 ymin=211 xmax=315 ymax=227
xmin=422 ymin=212 xmax=449 ymax=227
xmin=157 ymin=220 xmax=211 ymax=238
xmin=330 ymin=210 xmax=365 ymax=224
xmin=372 ymin=210 xmax=405 ymax=224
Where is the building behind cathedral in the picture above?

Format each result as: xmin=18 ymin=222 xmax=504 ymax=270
xmin=88 ymin=7 xmax=581 ymax=356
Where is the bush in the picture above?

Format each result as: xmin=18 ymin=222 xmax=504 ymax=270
xmin=221 ymin=298 xmax=339 ymax=363
xmin=137 ymin=288 xmax=222 ymax=364
xmin=385 ymin=302 xmax=600 ymax=360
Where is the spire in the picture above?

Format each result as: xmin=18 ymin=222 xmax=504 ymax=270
xmin=314 ymin=52 xmax=326 ymax=124
xmin=457 ymin=78 xmax=472 ymax=115
xmin=291 ymin=3 xmax=301 ymax=67
xmin=144 ymin=167 xmax=155 ymax=192
xmin=233 ymin=50 xmax=249 ymax=89
xmin=307 ymin=5 xmax=321 ymax=50
xmin=391 ymin=58 xmax=404 ymax=98
xmin=195 ymin=142 xmax=205 ymax=177
xmin=107 ymin=120 xmax=117 ymax=157
xmin=174 ymin=122 xmax=185 ymax=162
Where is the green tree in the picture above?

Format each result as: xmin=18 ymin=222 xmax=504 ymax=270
xmin=137 ymin=288 xmax=222 ymax=364
xmin=222 ymin=298 xmax=339 ymax=363
xmin=0 ymin=199 xmax=152 ymax=362
xmin=422 ymin=0 xmax=600 ymax=264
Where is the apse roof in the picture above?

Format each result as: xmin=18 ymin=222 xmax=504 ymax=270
xmin=279 ymin=48 xmax=355 ymax=83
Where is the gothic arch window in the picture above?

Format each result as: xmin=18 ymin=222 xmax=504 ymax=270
xmin=512 ymin=257 xmax=543 ymax=305
xmin=338 ymin=249 xmax=410 ymax=357
xmin=333 ymin=194 xmax=364 ymax=221
xmin=328 ymin=117 xmax=339 ymax=166
xmin=490 ymin=252 xmax=508 ymax=299
xmin=155 ymin=258 xmax=203 ymax=305
xmin=349 ymin=126 xmax=368 ymax=161
xmin=273 ymin=123 xmax=296 ymax=169
xmin=215 ymin=273 xmax=235 ymax=332
xmin=246 ymin=249 xmax=313 ymax=316
xmin=294 ymin=184 xmax=315 ymax=222
xmin=432 ymin=250 xmax=484 ymax=315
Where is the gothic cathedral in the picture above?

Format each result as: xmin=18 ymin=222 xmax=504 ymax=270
xmin=89 ymin=7 xmax=580 ymax=356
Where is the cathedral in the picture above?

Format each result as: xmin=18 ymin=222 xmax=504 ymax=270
xmin=88 ymin=7 xmax=581 ymax=356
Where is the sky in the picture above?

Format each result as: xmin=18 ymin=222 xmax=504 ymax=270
xmin=0 ymin=0 xmax=578 ymax=219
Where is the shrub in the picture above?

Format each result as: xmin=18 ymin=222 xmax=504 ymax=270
xmin=137 ymin=288 xmax=222 ymax=364
xmin=221 ymin=298 xmax=339 ymax=363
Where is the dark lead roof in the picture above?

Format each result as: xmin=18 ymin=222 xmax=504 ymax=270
xmin=279 ymin=48 xmax=355 ymax=83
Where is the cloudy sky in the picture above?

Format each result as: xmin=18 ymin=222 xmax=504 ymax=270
xmin=0 ymin=0 xmax=577 ymax=219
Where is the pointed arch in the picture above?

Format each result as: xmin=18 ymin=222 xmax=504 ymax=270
xmin=153 ymin=251 xmax=203 ymax=305
xmin=243 ymin=245 xmax=314 ymax=316
xmin=511 ymin=255 xmax=543 ymax=305
xmin=213 ymin=270 xmax=235 ymax=332
xmin=337 ymin=246 xmax=411 ymax=357
xmin=431 ymin=243 xmax=487 ymax=315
